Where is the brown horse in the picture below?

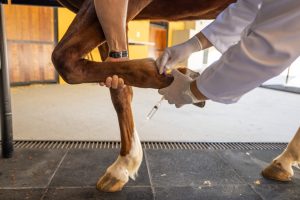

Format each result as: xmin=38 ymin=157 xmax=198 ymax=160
xmin=52 ymin=0 xmax=300 ymax=192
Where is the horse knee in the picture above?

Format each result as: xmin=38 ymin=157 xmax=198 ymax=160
xmin=51 ymin=47 xmax=83 ymax=84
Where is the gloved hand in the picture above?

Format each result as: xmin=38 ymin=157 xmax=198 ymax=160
xmin=156 ymin=36 xmax=202 ymax=74
xmin=158 ymin=69 xmax=202 ymax=108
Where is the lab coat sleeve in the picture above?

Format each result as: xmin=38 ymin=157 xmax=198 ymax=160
xmin=201 ymin=0 xmax=262 ymax=53
xmin=197 ymin=0 xmax=300 ymax=104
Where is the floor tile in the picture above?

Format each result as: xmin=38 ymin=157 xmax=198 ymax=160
xmin=0 ymin=149 xmax=66 ymax=188
xmin=50 ymin=149 xmax=150 ymax=187
xmin=217 ymin=149 xmax=300 ymax=185
xmin=252 ymin=183 xmax=300 ymax=200
xmin=2 ymin=148 xmax=300 ymax=199
xmin=155 ymin=185 xmax=262 ymax=200
xmin=145 ymin=149 xmax=243 ymax=187
xmin=43 ymin=187 xmax=153 ymax=200
xmin=0 ymin=189 xmax=45 ymax=200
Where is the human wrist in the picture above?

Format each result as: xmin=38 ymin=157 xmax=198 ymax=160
xmin=185 ymin=36 xmax=203 ymax=53
xmin=190 ymin=80 xmax=207 ymax=101
xmin=195 ymin=32 xmax=212 ymax=50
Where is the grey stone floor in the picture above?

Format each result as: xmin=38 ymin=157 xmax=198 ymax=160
xmin=0 ymin=148 xmax=300 ymax=200
xmin=10 ymin=84 xmax=300 ymax=142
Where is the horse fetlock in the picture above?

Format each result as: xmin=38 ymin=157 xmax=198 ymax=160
xmin=107 ymin=156 xmax=136 ymax=182
xmin=262 ymin=151 xmax=294 ymax=182
xmin=262 ymin=159 xmax=293 ymax=182
xmin=97 ymin=153 xmax=142 ymax=192
xmin=97 ymin=158 xmax=130 ymax=192
xmin=97 ymin=130 xmax=143 ymax=192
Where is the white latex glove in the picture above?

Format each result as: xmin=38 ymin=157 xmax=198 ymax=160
xmin=158 ymin=69 xmax=201 ymax=108
xmin=156 ymin=36 xmax=202 ymax=74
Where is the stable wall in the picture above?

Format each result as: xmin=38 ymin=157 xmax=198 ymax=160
xmin=4 ymin=4 xmax=57 ymax=85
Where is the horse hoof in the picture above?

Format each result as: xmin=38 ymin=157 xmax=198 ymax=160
xmin=96 ymin=172 xmax=127 ymax=192
xmin=262 ymin=160 xmax=292 ymax=182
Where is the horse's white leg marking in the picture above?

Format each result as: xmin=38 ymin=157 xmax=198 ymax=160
xmin=106 ymin=128 xmax=143 ymax=180
xmin=97 ymin=128 xmax=143 ymax=192
xmin=274 ymin=127 xmax=300 ymax=175
xmin=262 ymin=127 xmax=300 ymax=181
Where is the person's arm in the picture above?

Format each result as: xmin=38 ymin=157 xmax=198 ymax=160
xmin=94 ymin=0 xmax=128 ymax=53
xmin=160 ymin=0 xmax=300 ymax=106
xmin=156 ymin=0 xmax=262 ymax=74
xmin=196 ymin=0 xmax=300 ymax=104
xmin=187 ymin=0 xmax=263 ymax=101
xmin=201 ymin=0 xmax=262 ymax=53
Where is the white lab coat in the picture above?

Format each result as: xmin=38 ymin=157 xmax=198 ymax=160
xmin=198 ymin=0 xmax=300 ymax=104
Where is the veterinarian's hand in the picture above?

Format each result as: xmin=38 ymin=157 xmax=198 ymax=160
xmin=99 ymin=57 xmax=127 ymax=89
xmin=156 ymin=36 xmax=202 ymax=74
xmin=158 ymin=69 xmax=202 ymax=108
xmin=99 ymin=75 xmax=125 ymax=89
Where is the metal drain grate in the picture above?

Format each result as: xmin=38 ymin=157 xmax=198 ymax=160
xmin=1 ymin=140 xmax=288 ymax=150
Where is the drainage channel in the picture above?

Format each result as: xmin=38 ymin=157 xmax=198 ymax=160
xmin=0 ymin=140 xmax=288 ymax=150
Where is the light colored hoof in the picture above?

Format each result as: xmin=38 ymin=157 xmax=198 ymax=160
xmin=96 ymin=172 xmax=127 ymax=192
xmin=262 ymin=160 xmax=292 ymax=182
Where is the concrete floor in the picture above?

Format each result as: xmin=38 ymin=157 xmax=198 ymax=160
xmin=10 ymin=84 xmax=300 ymax=142
xmin=0 ymin=147 xmax=299 ymax=200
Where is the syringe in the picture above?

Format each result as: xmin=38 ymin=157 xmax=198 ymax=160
xmin=146 ymin=69 xmax=171 ymax=120
xmin=146 ymin=96 xmax=165 ymax=120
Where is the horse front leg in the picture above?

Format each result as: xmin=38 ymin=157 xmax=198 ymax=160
xmin=51 ymin=0 xmax=169 ymax=89
xmin=95 ymin=19 xmax=143 ymax=191
xmin=262 ymin=127 xmax=300 ymax=181
xmin=96 ymin=86 xmax=142 ymax=192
